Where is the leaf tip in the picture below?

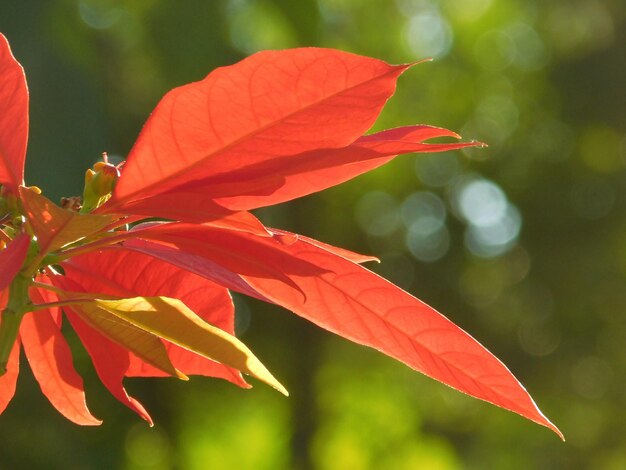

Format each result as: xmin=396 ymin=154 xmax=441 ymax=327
xmin=277 ymin=384 xmax=289 ymax=397
xmin=144 ymin=414 xmax=155 ymax=427
xmin=249 ymin=359 xmax=289 ymax=396
xmin=470 ymin=140 xmax=488 ymax=148
xmin=85 ymin=418 xmax=104 ymax=426
xmin=176 ymin=370 xmax=190 ymax=381
xmin=408 ymin=57 xmax=434 ymax=68
xmin=542 ymin=415 xmax=565 ymax=441
xmin=260 ymin=369 xmax=289 ymax=396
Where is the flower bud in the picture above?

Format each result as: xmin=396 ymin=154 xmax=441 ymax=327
xmin=90 ymin=163 xmax=119 ymax=195
xmin=84 ymin=168 xmax=96 ymax=185
xmin=81 ymin=160 xmax=120 ymax=212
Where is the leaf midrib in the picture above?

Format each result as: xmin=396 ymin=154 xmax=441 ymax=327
xmin=115 ymin=62 xmax=407 ymax=205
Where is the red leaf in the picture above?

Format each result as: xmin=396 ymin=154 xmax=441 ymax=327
xmin=129 ymin=223 xmax=323 ymax=297
xmin=64 ymin=308 xmax=153 ymax=425
xmin=0 ymin=338 xmax=19 ymax=414
xmin=62 ymin=248 xmax=249 ymax=387
xmin=0 ymin=232 xmax=30 ymax=291
xmin=253 ymin=241 xmax=562 ymax=437
xmin=199 ymin=124 xmax=477 ymax=210
xmin=20 ymin=287 xmax=101 ymax=425
xmin=0 ymin=33 xmax=28 ymax=190
xmin=123 ymin=125 xmax=482 ymax=214
xmin=123 ymin=233 xmax=375 ymax=293
xmin=125 ymin=225 xmax=562 ymax=438
xmin=52 ymin=271 xmax=153 ymax=424
xmin=107 ymin=48 xmax=411 ymax=209
xmin=0 ymin=287 xmax=19 ymax=414
xmin=270 ymin=229 xmax=378 ymax=264
xmin=123 ymin=239 xmax=269 ymax=302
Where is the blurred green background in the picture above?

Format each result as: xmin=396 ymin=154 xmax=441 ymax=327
xmin=1 ymin=0 xmax=625 ymax=468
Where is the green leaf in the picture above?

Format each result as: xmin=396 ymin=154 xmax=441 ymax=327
xmin=94 ymin=296 xmax=287 ymax=395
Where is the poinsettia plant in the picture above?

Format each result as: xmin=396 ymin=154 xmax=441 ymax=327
xmin=0 ymin=32 xmax=561 ymax=438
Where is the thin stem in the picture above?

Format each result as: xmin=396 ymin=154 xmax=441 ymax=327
xmin=32 ymin=281 xmax=118 ymax=301
xmin=24 ymin=298 xmax=95 ymax=313
xmin=56 ymin=215 xmax=135 ymax=253
xmin=31 ymin=281 xmax=66 ymax=295
xmin=57 ymin=230 xmax=134 ymax=260
xmin=23 ymin=251 xmax=45 ymax=278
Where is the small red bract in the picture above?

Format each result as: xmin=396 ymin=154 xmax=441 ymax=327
xmin=0 ymin=32 xmax=561 ymax=438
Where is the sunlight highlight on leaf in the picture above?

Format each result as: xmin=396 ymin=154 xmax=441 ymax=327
xmin=0 ymin=33 xmax=28 ymax=190
xmin=71 ymin=299 xmax=187 ymax=381
xmin=93 ymin=296 xmax=287 ymax=396
xmin=20 ymin=188 xmax=117 ymax=255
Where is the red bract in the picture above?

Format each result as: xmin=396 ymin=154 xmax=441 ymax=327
xmin=0 ymin=32 xmax=562 ymax=438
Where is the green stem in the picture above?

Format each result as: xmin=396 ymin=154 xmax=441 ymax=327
xmin=32 ymin=281 xmax=117 ymax=301
xmin=0 ymin=275 xmax=30 ymax=376
xmin=23 ymin=299 xmax=94 ymax=313
xmin=57 ymin=230 xmax=134 ymax=261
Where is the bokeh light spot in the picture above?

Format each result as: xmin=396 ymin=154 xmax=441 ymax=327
xmin=458 ymin=179 xmax=507 ymax=227
xmin=465 ymin=205 xmax=521 ymax=258
xmin=507 ymin=22 xmax=549 ymax=71
xmin=78 ymin=1 xmax=125 ymax=30
xmin=355 ymin=191 xmax=400 ymax=237
xmin=401 ymin=191 xmax=449 ymax=262
xmin=406 ymin=11 xmax=454 ymax=58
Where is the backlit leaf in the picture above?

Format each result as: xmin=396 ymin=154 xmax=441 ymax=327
xmin=129 ymin=222 xmax=324 ymax=297
xmin=122 ymin=239 xmax=269 ymax=302
xmin=19 ymin=188 xmax=116 ymax=255
xmin=0 ymin=337 xmax=19 ymax=414
xmin=20 ymin=286 xmax=101 ymax=425
xmin=126 ymin=225 xmax=562 ymax=438
xmin=123 ymin=125 xmax=483 ymax=214
xmin=70 ymin=299 xmax=186 ymax=381
xmin=93 ymin=296 xmax=287 ymax=395
xmin=63 ymin=308 xmax=153 ymax=424
xmin=0 ymin=232 xmax=30 ymax=291
xmin=62 ymin=248 xmax=249 ymax=387
xmin=270 ymin=229 xmax=379 ymax=264
xmin=107 ymin=48 xmax=412 ymax=209
xmin=0 ymin=33 xmax=28 ymax=190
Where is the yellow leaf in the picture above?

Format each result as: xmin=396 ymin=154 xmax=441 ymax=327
xmin=95 ymin=296 xmax=288 ymax=396
xmin=19 ymin=188 xmax=117 ymax=254
xmin=72 ymin=300 xmax=187 ymax=380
